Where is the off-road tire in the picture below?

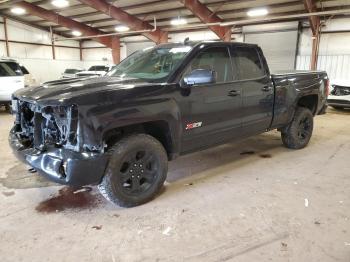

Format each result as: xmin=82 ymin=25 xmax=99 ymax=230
xmin=98 ymin=134 xmax=168 ymax=207
xmin=281 ymin=107 xmax=314 ymax=149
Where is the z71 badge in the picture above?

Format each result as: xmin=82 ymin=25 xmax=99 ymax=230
xmin=185 ymin=122 xmax=203 ymax=130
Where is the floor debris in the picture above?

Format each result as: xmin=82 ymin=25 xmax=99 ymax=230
xmin=92 ymin=225 xmax=102 ymax=230
xmin=304 ymin=198 xmax=309 ymax=207
xmin=2 ymin=191 xmax=15 ymax=197
xmin=281 ymin=242 xmax=288 ymax=251
xmin=240 ymin=151 xmax=255 ymax=155
xmin=28 ymin=168 xmax=37 ymax=173
xmin=162 ymin=227 xmax=172 ymax=236
xmin=73 ymin=187 xmax=92 ymax=194
xmin=259 ymin=154 xmax=272 ymax=158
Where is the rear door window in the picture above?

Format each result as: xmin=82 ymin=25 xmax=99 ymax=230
xmin=232 ymin=47 xmax=265 ymax=80
xmin=20 ymin=66 xmax=29 ymax=74
xmin=4 ymin=62 xmax=23 ymax=76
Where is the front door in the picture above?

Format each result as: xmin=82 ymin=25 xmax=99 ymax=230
xmin=179 ymin=46 xmax=243 ymax=153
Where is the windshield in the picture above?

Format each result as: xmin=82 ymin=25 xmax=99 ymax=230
xmin=107 ymin=45 xmax=192 ymax=81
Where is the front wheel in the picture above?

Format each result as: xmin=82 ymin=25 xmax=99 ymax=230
xmin=98 ymin=134 xmax=168 ymax=207
xmin=281 ymin=107 xmax=314 ymax=149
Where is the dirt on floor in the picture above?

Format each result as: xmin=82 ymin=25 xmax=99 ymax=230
xmin=0 ymin=107 xmax=349 ymax=262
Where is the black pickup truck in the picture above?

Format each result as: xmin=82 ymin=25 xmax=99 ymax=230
xmin=9 ymin=41 xmax=328 ymax=207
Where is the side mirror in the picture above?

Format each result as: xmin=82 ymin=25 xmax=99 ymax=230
xmin=183 ymin=69 xmax=216 ymax=87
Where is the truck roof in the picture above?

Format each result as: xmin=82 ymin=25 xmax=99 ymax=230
xmin=158 ymin=41 xmax=259 ymax=49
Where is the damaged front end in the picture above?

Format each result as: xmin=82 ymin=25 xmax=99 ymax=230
xmin=9 ymin=99 xmax=108 ymax=186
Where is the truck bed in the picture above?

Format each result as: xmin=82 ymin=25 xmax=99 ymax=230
xmin=271 ymin=70 xmax=326 ymax=77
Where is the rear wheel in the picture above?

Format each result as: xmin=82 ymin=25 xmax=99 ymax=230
xmin=281 ymin=107 xmax=314 ymax=149
xmin=98 ymin=134 xmax=168 ymax=207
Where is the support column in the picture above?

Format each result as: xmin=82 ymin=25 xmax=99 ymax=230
xmin=311 ymin=26 xmax=320 ymax=70
xmin=51 ymin=40 xmax=56 ymax=60
xmin=158 ymin=31 xmax=169 ymax=44
xmin=111 ymin=36 xmax=120 ymax=64
xmin=3 ymin=17 xmax=10 ymax=57
xmin=79 ymin=41 xmax=83 ymax=61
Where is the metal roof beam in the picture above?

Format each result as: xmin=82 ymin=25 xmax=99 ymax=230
xmin=77 ymin=0 xmax=168 ymax=43
xmin=16 ymin=1 xmax=115 ymax=48
xmin=179 ymin=0 xmax=231 ymax=41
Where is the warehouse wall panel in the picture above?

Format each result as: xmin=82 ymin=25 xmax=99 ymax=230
xmin=0 ymin=42 xmax=6 ymax=57
xmin=244 ymin=22 xmax=299 ymax=72
xmin=297 ymin=26 xmax=350 ymax=81
xmin=55 ymin=46 xmax=80 ymax=60
xmin=16 ymin=58 xmax=84 ymax=84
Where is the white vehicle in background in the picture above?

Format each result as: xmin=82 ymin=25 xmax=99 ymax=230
xmin=327 ymin=80 xmax=350 ymax=110
xmin=0 ymin=59 xmax=25 ymax=111
xmin=75 ymin=65 xmax=115 ymax=78
xmin=19 ymin=64 xmax=37 ymax=87
xmin=61 ymin=68 xmax=84 ymax=79
xmin=1 ymin=59 xmax=36 ymax=87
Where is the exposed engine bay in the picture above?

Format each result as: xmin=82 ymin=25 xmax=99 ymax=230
xmin=12 ymin=99 xmax=79 ymax=151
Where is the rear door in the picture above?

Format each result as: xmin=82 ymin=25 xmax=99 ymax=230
xmin=231 ymin=46 xmax=274 ymax=134
xmin=0 ymin=62 xmax=24 ymax=102
xmin=179 ymin=45 xmax=243 ymax=153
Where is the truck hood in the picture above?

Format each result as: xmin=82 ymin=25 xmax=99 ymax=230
xmin=13 ymin=76 xmax=160 ymax=105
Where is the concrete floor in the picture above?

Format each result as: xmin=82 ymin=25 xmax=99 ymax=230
xmin=0 ymin=107 xmax=349 ymax=262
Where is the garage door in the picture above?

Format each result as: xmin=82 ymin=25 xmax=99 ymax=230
xmin=243 ymin=22 xmax=299 ymax=72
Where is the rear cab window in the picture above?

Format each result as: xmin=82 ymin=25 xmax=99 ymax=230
xmin=231 ymin=46 xmax=266 ymax=80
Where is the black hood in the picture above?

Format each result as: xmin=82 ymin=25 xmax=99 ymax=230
xmin=13 ymin=76 xmax=156 ymax=105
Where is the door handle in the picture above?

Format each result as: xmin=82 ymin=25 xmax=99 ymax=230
xmin=228 ymin=90 xmax=240 ymax=97
xmin=261 ymin=86 xmax=273 ymax=92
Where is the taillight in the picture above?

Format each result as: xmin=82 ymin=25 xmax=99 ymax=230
xmin=325 ymin=79 xmax=330 ymax=97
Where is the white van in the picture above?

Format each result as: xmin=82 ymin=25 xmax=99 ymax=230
xmin=0 ymin=60 xmax=25 ymax=110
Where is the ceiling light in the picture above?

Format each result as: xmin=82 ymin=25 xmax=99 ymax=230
xmin=247 ymin=8 xmax=269 ymax=17
xmin=71 ymin=30 xmax=82 ymax=37
xmin=51 ymin=0 xmax=69 ymax=8
xmin=115 ymin=25 xmax=130 ymax=32
xmin=11 ymin=7 xmax=26 ymax=15
xmin=171 ymin=17 xmax=187 ymax=26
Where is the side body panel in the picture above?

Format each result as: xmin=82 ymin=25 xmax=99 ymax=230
xmin=0 ymin=75 xmax=24 ymax=102
xmin=271 ymin=71 xmax=328 ymax=129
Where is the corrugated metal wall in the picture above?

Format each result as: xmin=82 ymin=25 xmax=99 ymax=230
xmin=296 ymin=54 xmax=350 ymax=81
xmin=296 ymin=20 xmax=350 ymax=81
xmin=243 ymin=22 xmax=299 ymax=72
